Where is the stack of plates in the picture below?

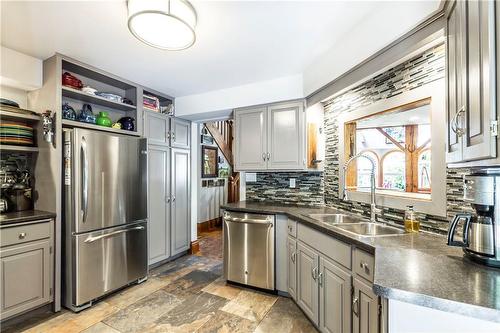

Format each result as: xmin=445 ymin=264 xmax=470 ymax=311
xmin=0 ymin=122 xmax=34 ymax=146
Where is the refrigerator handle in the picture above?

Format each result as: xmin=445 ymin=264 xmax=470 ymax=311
xmin=81 ymin=137 xmax=89 ymax=223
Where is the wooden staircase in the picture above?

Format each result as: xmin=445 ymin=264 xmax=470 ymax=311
xmin=204 ymin=120 xmax=240 ymax=203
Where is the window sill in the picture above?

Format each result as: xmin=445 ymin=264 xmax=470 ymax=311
xmin=353 ymin=189 xmax=431 ymax=201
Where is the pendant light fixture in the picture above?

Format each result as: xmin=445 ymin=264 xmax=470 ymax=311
xmin=127 ymin=0 xmax=197 ymax=51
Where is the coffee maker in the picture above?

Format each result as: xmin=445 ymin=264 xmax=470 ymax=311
xmin=447 ymin=172 xmax=500 ymax=268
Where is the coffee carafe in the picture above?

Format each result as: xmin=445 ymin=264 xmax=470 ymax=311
xmin=447 ymin=173 xmax=500 ymax=268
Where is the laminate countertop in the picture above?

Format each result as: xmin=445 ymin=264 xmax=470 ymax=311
xmin=221 ymin=201 xmax=500 ymax=323
xmin=0 ymin=210 xmax=56 ymax=226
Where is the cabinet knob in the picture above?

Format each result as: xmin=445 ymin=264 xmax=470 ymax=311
xmin=172 ymin=196 xmax=176 ymax=202
xmin=360 ymin=262 xmax=369 ymax=273
xmin=18 ymin=232 xmax=27 ymax=239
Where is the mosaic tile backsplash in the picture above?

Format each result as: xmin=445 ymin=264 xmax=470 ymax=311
xmin=245 ymin=172 xmax=324 ymax=206
xmin=321 ymin=43 xmax=473 ymax=234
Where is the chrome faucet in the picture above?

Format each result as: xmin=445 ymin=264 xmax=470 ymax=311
xmin=343 ymin=153 xmax=382 ymax=222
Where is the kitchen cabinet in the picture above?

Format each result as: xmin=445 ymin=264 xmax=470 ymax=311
xmin=143 ymin=112 xmax=191 ymax=149
xmin=353 ymin=277 xmax=379 ymax=333
xmin=171 ymin=148 xmax=190 ymax=256
xmin=234 ymin=106 xmax=268 ymax=170
xmin=171 ymin=118 xmax=191 ymax=149
xmin=0 ymin=220 xmax=54 ymax=321
xmin=267 ymin=102 xmax=304 ymax=169
xmin=287 ymin=236 xmax=297 ymax=300
xmin=147 ymin=145 xmax=171 ymax=265
xmin=446 ymin=0 xmax=497 ymax=164
xmin=144 ymin=111 xmax=170 ymax=145
xmin=319 ymin=256 xmax=352 ymax=333
xmin=234 ymin=100 xmax=305 ymax=171
xmin=297 ymin=242 xmax=320 ymax=325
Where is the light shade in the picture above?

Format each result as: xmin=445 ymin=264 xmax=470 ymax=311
xmin=128 ymin=0 xmax=197 ymax=51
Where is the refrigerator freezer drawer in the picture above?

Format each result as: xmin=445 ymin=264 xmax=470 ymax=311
xmin=72 ymin=221 xmax=148 ymax=307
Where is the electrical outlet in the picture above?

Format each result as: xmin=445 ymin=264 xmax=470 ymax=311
xmin=290 ymin=178 xmax=296 ymax=188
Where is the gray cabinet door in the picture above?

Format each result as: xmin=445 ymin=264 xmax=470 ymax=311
xmin=171 ymin=118 xmax=191 ymax=149
xmin=353 ymin=277 xmax=379 ymax=333
xmin=319 ymin=256 xmax=352 ymax=333
xmin=234 ymin=107 xmax=268 ymax=170
xmin=267 ymin=101 xmax=304 ymax=169
xmin=287 ymin=236 xmax=297 ymax=300
xmin=171 ymin=148 xmax=190 ymax=256
xmin=0 ymin=239 xmax=51 ymax=320
xmin=462 ymin=0 xmax=497 ymax=161
xmin=147 ymin=145 xmax=170 ymax=265
xmin=297 ymin=241 xmax=319 ymax=325
xmin=446 ymin=0 xmax=467 ymax=162
xmin=144 ymin=111 xmax=170 ymax=145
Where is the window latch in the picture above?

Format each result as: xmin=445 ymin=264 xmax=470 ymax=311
xmin=490 ymin=120 xmax=498 ymax=137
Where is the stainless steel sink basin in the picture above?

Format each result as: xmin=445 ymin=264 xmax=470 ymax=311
xmin=307 ymin=213 xmax=363 ymax=224
xmin=334 ymin=223 xmax=406 ymax=237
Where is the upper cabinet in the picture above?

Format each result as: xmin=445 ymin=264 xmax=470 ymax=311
xmin=446 ymin=0 xmax=498 ymax=165
xmin=171 ymin=118 xmax=191 ymax=149
xmin=143 ymin=112 xmax=191 ymax=149
xmin=234 ymin=100 xmax=305 ymax=171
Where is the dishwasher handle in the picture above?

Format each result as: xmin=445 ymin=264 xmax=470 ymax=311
xmin=224 ymin=216 xmax=273 ymax=225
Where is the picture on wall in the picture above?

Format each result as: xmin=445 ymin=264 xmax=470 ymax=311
xmin=202 ymin=145 xmax=218 ymax=178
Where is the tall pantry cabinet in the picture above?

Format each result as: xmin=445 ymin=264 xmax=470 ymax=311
xmin=144 ymin=109 xmax=191 ymax=265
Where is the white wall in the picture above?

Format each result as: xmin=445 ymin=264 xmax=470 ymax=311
xmin=302 ymin=1 xmax=438 ymax=96
xmin=175 ymin=74 xmax=303 ymax=117
xmin=0 ymin=46 xmax=42 ymax=91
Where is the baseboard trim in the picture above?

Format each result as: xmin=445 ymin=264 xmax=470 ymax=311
xmin=197 ymin=217 xmax=222 ymax=234
xmin=189 ymin=240 xmax=200 ymax=255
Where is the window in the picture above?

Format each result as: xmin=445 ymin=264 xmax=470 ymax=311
xmin=344 ymin=100 xmax=432 ymax=196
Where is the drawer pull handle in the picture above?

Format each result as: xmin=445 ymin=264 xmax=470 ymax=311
xmin=291 ymin=251 xmax=296 ymax=263
xmin=18 ymin=232 xmax=27 ymax=239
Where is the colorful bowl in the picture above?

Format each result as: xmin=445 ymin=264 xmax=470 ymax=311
xmin=0 ymin=122 xmax=34 ymax=146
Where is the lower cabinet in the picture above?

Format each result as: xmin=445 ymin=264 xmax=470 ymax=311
xmin=297 ymin=242 xmax=320 ymax=324
xmin=0 ymin=220 xmax=54 ymax=321
xmin=171 ymin=148 xmax=190 ymax=256
xmin=319 ymin=256 xmax=352 ymax=333
xmin=147 ymin=145 xmax=171 ymax=265
xmin=287 ymin=236 xmax=297 ymax=300
xmin=353 ymin=277 xmax=379 ymax=333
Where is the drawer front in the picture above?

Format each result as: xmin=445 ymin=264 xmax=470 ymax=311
xmin=354 ymin=248 xmax=374 ymax=282
xmin=1 ymin=221 xmax=51 ymax=248
xmin=287 ymin=219 xmax=297 ymax=238
xmin=297 ymin=224 xmax=351 ymax=269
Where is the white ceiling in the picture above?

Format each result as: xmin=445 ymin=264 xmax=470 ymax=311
xmin=1 ymin=1 xmax=440 ymax=98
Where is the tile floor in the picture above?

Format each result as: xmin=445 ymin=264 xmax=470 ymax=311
xmin=1 ymin=229 xmax=317 ymax=333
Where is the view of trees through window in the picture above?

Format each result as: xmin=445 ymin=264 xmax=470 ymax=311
xmin=346 ymin=100 xmax=432 ymax=196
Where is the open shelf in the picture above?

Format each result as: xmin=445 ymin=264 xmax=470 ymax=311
xmin=62 ymin=86 xmax=136 ymax=112
xmin=0 ymin=145 xmax=39 ymax=153
xmin=62 ymin=119 xmax=141 ymax=136
xmin=0 ymin=106 xmax=41 ymax=123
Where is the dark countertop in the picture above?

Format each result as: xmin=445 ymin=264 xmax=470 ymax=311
xmin=221 ymin=201 xmax=500 ymax=323
xmin=0 ymin=210 xmax=56 ymax=226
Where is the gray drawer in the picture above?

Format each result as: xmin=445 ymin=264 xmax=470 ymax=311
xmin=297 ymin=223 xmax=351 ymax=269
xmin=287 ymin=219 xmax=297 ymax=238
xmin=1 ymin=221 xmax=51 ymax=248
xmin=354 ymin=248 xmax=374 ymax=282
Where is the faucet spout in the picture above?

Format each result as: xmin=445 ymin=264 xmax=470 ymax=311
xmin=343 ymin=153 xmax=380 ymax=222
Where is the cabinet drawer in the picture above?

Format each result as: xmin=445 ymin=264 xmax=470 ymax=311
xmin=1 ymin=221 xmax=51 ymax=248
xmin=297 ymin=224 xmax=351 ymax=269
xmin=354 ymin=248 xmax=374 ymax=282
xmin=287 ymin=219 xmax=297 ymax=238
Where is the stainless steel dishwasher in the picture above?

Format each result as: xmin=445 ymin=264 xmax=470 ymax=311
xmin=223 ymin=211 xmax=275 ymax=290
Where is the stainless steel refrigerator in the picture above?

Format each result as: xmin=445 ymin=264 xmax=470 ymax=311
xmin=62 ymin=128 xmax=148 ymax=312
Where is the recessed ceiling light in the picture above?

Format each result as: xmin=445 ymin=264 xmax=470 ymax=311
xmin=127 ymin=0 xmax=197 ymax=51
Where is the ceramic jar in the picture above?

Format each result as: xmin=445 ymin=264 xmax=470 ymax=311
xmin=96 ymin=112 xmax=112 ymax=127
xmin=78 ymin=104 xmax=96 ymax=123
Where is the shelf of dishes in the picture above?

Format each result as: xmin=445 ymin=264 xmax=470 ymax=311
xmin=62 ymin=86 xmax=136 ymax=112
xmin=0 ymin=106 xmax=41 ymax=123
xmin=0 ymin=106 xmax=38 ymax=148
xmin=61 ymin=119 xmax=141 ymax=137
xmin=62 ymin=102 xmax=136 ymax=132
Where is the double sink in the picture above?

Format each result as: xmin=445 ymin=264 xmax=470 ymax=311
xmin=306 ymin=213 xmax=406 ymax=237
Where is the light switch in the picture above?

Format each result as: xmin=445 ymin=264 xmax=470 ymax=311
xmin=290 ymin=178 xmax=296 ymax=188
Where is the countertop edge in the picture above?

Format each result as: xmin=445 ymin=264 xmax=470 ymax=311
xmin=372 ymin=283 xmax=500 ymax=324
xmin=0 ymin=210 xmax=57 ymax=226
